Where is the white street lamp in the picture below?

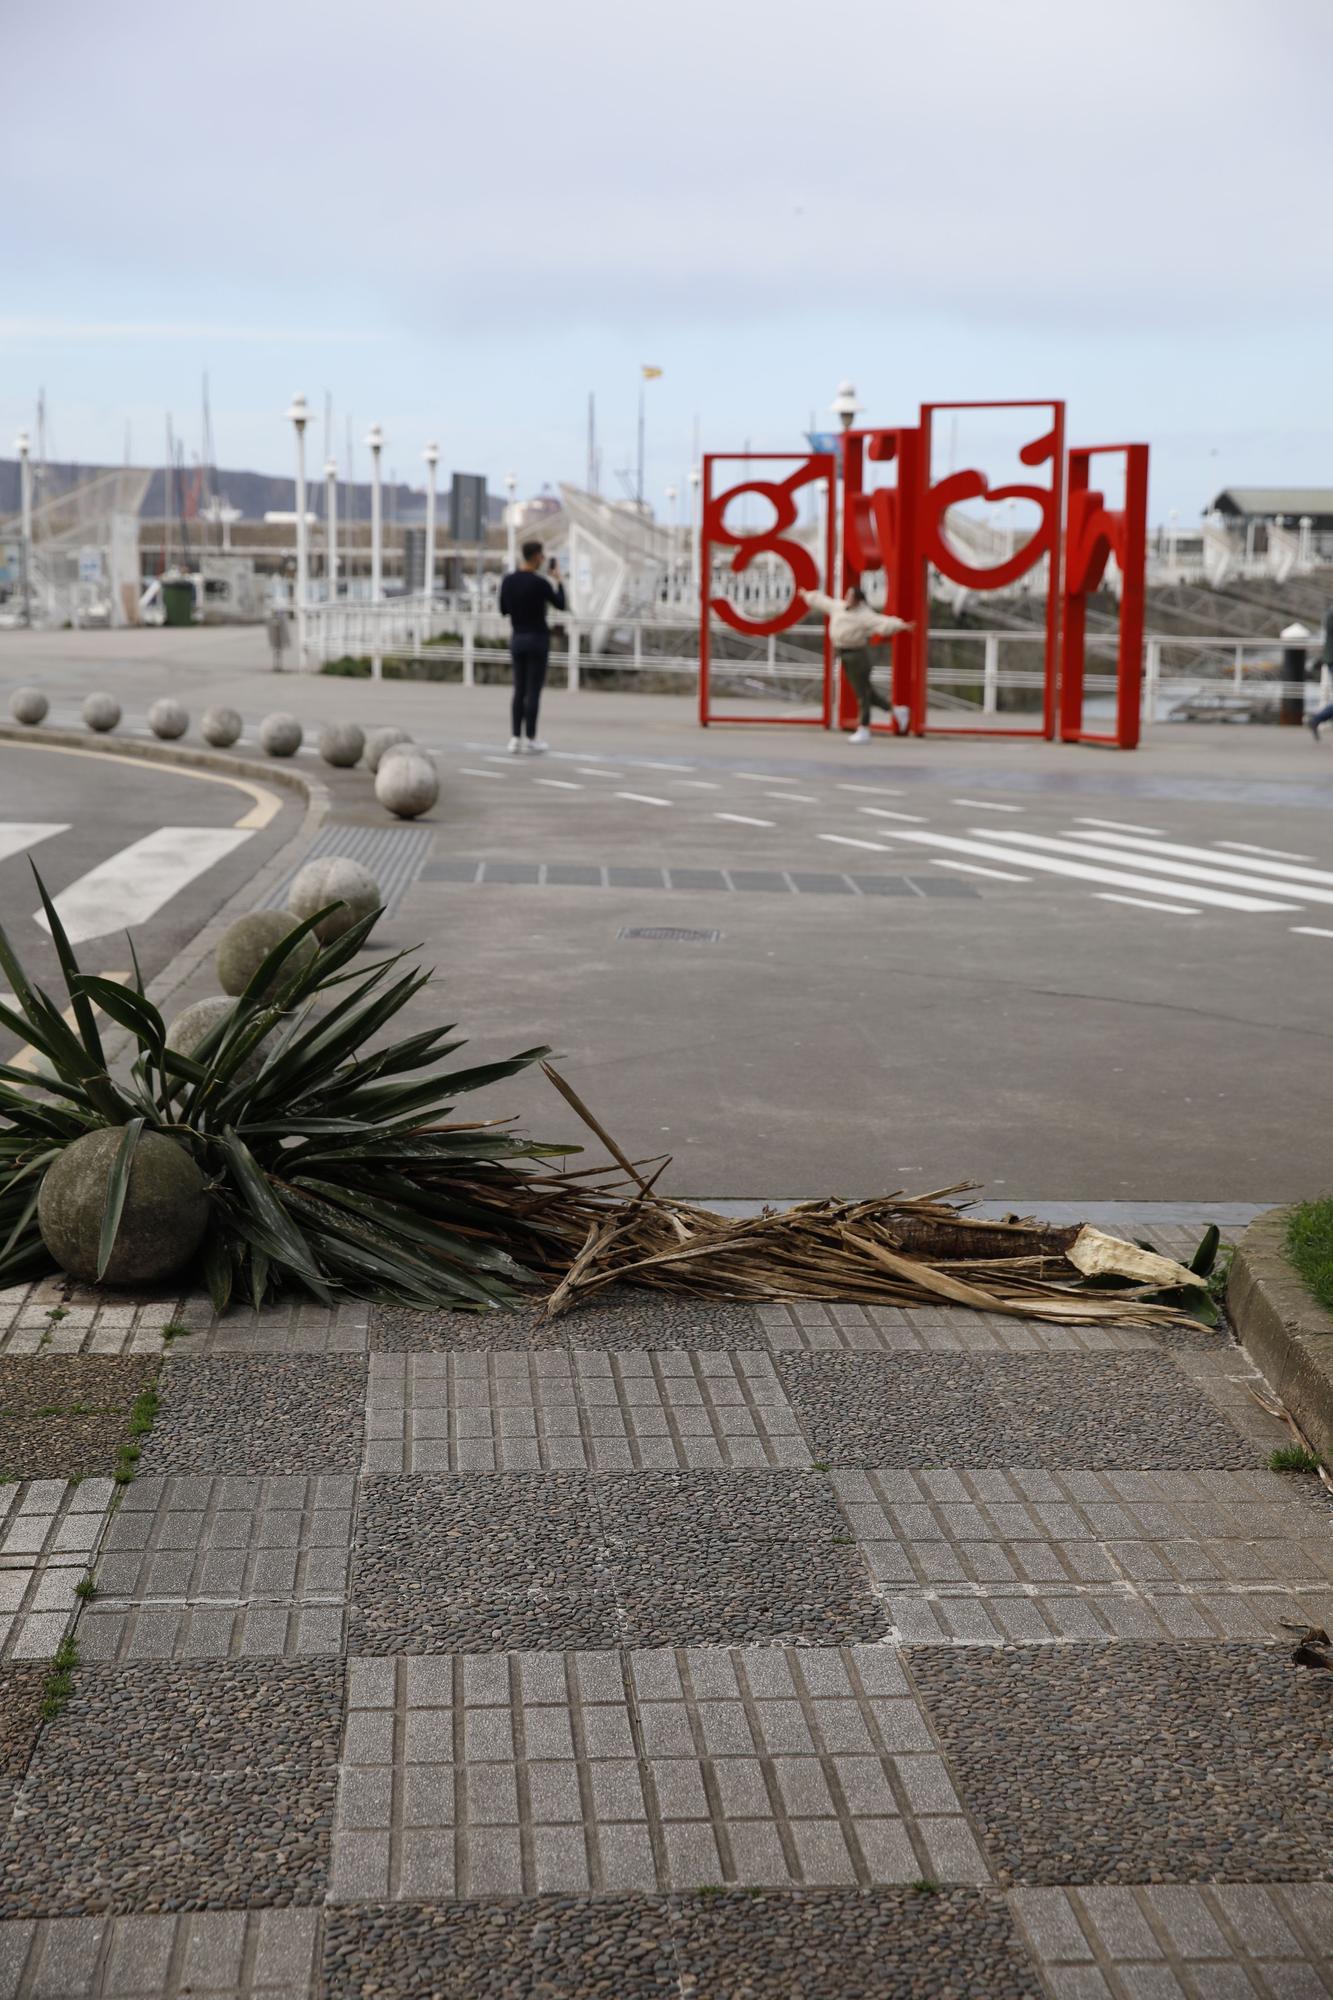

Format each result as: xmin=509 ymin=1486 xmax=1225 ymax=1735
xmin=285 ymin=395 xmax=309 ymax=665
xmin=1168 ymin=505 xmax=1179 ymax=570
xmin=14 ymin=430 xmax=31 ymax=629
xmin=366 ymin=425 xmax=384 ymax=605
xmin=688 ymin=466 xmax=702 ymax=598
xmin=830 ymin=380 xmax=862 ymax=433
xmin=664 ymin=483 xmax=678 ymax=595
xmin=324 ymin=459 xmax=339 ymax=600
xmin=504 ymin=471 xmax=517 ymax=572
xmin=422 ymin=442 xmax=439 ymax=607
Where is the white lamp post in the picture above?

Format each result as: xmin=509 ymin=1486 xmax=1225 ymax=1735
xmin=366 ymin=425 xmax=384 ymax=605
xmin=1168 ymin=506 xmax=1179 ymax=571
xmin=286 ymin=395 xmax=309 ymax=665
xmin=665 ymin=483 xmax=678 ymax=595
xmin=504 ymin=471 xmax=517 ymax=571
xmin=688 ymin=466 xmax=702 ymax=597
xmin=15 ymin=430 xmax=31 ymax=628
xmin=324 ymin=459 xmax=338 ymax=600
xmin=423 ymin=442 xmax=439 ymax=606
xmin=830 ymin=380 xmax=862 ymax=433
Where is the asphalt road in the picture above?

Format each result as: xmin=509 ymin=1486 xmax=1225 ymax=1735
xmin=0 ymin=740 xmax=302 ymax=1057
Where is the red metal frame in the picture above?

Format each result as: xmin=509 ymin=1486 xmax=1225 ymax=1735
xmin=698 ymin=452 xmax=836 ymax=728
xmin=838 ymin=427 xmax=922 ymax=734
xmin=1059 ymin=443 xmax=1149 ymax=750
xmin=913 ymin=399 xmax=1065 ymax=739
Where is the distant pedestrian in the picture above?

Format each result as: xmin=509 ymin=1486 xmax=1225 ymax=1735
xmin=801 ymin=585 xmax=912 ymax=741
xmin=266 ymin=606 xmax=290 ymax=673
xmin=1308 ymin=608 xmax=1333 ymax=740
xmin=499 ymin=539 xmax=566 ymax=754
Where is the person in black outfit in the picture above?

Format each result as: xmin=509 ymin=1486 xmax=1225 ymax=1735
xmin=498 ymin=539 xmax=565 ymax=754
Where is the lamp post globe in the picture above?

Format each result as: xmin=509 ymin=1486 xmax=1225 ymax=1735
xmin=285 ymin=396 xmax=309 ymax=665
xmin=422 ymin=442 xmax=440 ymax=608
xmin=504 ymin=471 xmax=518 ymax=572
xmin=830 ymin=380 xmax=862 ymax=433
xmin=15 ymin=430 xmax=31 ymax=628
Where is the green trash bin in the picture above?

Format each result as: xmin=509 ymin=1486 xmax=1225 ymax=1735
xmin=161 ymin=574 xmax=195 ymax=627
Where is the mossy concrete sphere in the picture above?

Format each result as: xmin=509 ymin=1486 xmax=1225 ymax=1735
xmin=259 ymin=711 xmax=303 ymax=757
xmin=9 ymin=687 xmax=47 ymax=725
xmin=165 ymin=995 xmax=264 ymax=1086
xmin=201 ymin=705 xmax=243 ymax=748
xmin=38 ymin=1127 xmax=209 ymax=1287
xmin=215 ymin=909 xmax=317 ymax=999
xmin=365 ymin=725 xmax=411 ymax=774
xmin=148 ymin=697 xmax=189 ymax=740
xmin=82 ymin=692 xmax=121 ymax=733
xmin=286 ymin=855 xmax=382 ymax=943
xmin=318 ymin=720 xmax=365 ymax=768
xmin=375 ymin=749 xmax=439 ymax=820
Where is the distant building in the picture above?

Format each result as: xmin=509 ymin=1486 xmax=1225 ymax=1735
xmin=1209 ymin=489 xmax=1333 ymax=533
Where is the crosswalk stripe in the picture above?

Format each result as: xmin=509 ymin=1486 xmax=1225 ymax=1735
xmin=35 ymin=827 xmax=252 ymax=944
xmin=616 ymin=792 xmax=672 ymax=807
xmin=872 ymin=829 xmax=1298 ymax=913
xmin=1217 ymin=841 xmax=1314 ymax=863
xmin=0 ymin=823 xmax=69 ymax=865
xmin=1097 ymin=893 xmax=1200 ymax=916
xmin=818 ymin=834 xmax=889 ymax=852
xmin=988 ymin=831 xmax=1333 ymax=908
xmin=1075 ymin=817 xmax=1166 ymax=836
xmin=716 ymin=813 xmax=775 ymax=828
xmin=859 ymin=807 xmax=927 ymax=823
xmin=1063 ymin=829 xmax=1333 ymax=892
xmin=933 ymin=859 xmax=1031 ymax=882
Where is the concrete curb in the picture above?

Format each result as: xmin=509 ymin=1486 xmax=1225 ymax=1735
xmin=1227 ymin=1207 xmax=1333 ymax=1462
xmin=0 ymin=720 xmax=331 ymax=1030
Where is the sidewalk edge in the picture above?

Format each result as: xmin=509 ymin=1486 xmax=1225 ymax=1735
xmin=1228 ymin=1208 xmax=1333 ymax=1462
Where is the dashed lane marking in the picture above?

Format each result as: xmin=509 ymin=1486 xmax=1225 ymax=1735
xmin=0 ymin=824 xmax=69 ymax=865
xmin=950 ymin=798 xmax=1024 ymax=813
xmin=577 ymin=768 xmax=626 ymax=779
xmin=36 ymin=827 xmax=253 ymax=944
xmin=1218 ymin=841 xmax=1315 ymax=863
xmin=1074 ymin=816 xmax=1166 ymax=836
xmin=716 ymin=812 xmax=775 ymax=828
xmin=674 ymin=780 xmax=722 ymax=790
xmin=818 ymin=834 xmax=890 ymax=852
xmin=932 ymin=859 xmax=1031 ymax=882
xmin=1097 ymin=893 xmax=1200 ymax=916
xmin=1292 ymin=926 xmax=1333 ymax=939
xmin=615 ymin=792 xmax=673 ymax=807
xmin=766 ymin=791 xmax=817 ymax=803
xmin=536 ymin=778 xmax=583 ymax=790
xmin=837 ymin=783 xmax=904 ymax=796
xmin=874 ymin=829 xmax=1297 ymax=913
xmin=459 ymin=767 xmax=506 ymax=779
xmin=859 ymin=807 xmax=927 ymax=823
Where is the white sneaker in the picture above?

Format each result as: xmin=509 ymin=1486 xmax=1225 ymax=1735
xmin=849 ymin=726 xmax=872 ymax=744
xmin=526 ymin=738 xmax=549 ymax=755
xmin=507 ymin=736 xmax=522 ymax=754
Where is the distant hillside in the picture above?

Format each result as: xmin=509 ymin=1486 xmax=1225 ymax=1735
xmin=0 ymin=459 xmax=503 ymax=523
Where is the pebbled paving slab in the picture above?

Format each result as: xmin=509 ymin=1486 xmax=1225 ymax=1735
xmin=137 ymin=1358 xmax=365 ymax=1476
xmin=0 ymin=1670 xmax=46 ymax=1834
xmin=322 ymin=1898 xmax=680 ymax=1999
xmin=776 ymin=1351 xmax=1260 ymax=1469
xmin=0 ymin=1359 xmax=157 ymax=1482
xmin=372 ymin=1289 xmax=762 ymax=1353
xmin=909 ymin=1643 xmax=1333 ymax=1885
xmin=329 ymin=1646 xmax=985 ymax=1900
xmin=0 ymin=1908 xmax=321 ymax=1997
xmin=0 ymin=1661 xmax=344 ymax=1916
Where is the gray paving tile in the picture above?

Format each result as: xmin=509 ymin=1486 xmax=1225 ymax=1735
xmin=0 ymin=1481 xmax=114 ymax=1663
xmin=911 ymin=1644 xmax=1333 ymax=1884
xmin=363 ymin=1350 xmax=810 ymax=1472
xmin=1012 ymin=1885 xmax=1333 ymax=1998
xmin=755 ymin=1301 xmax=1159 ymax=1354
xmin=0 ymin=1908 xmax=321 ymax=1996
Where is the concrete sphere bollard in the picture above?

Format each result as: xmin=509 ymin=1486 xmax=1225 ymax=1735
xmin=365 ymin=725 xmax=411 ymax=775
xmin=165 ymin=995 xmax=264 ymax=1087
xmin=215 ymin=910 xmax=317 ymax=1000
xmin=38 ymin=1126 xmax=209 ymax=1287
xmin=82 ymin=693 xmax=122 ymax=733
xmin=318 ymin=720 xmax=365 ymax=769
xmin=201 ymin=705 xmax=243 ymax=748
xmin=286 ymin=855 xmax=382 ymax=943
xmin=148 ymin=697 xmax=189 ymax=740
xmin=375 ymin=748 xmax=439 ymax=820
xmin=259 ymin=711 xmax=303 ymax=758
xmin=9 ymin=687 xmax=48 ymax=726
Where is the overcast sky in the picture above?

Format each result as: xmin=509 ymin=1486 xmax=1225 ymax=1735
xmin=4 ymin=0 xmax=1329 ymax=521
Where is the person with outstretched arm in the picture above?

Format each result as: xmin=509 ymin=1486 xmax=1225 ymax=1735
xmin=801 ymin=585 xmax=912 ymax=741
xmin=498 ymin=538 xmax=566 ymax=754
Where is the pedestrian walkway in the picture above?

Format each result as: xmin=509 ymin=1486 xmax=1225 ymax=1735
xmin=0 ymin=1228 xmax=1331 ymax=1998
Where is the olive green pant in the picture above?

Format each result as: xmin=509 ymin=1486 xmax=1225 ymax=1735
xmin=840 ymin=646 xmax=892 ymax=727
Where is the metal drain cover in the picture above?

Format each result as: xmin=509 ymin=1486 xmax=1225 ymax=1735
xmin=618 ymin=926 xmax=721 ymax=944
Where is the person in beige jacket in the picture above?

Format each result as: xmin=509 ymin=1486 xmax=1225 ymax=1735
xmin=801 ymin=586 xmax=912 ymax=741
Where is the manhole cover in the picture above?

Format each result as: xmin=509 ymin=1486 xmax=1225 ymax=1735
xmin=618 ymin=926 xmax=722 ymax=944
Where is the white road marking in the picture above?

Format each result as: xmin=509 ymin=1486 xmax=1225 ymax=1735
xmin=36 ymin=827 xmax=253 ymax=944
xmin=577 ymin=767 xmax=625 ymax=779
xmin=932 ymin=859 xmax=1031 ymax=882
xmin=460 ymin=767 xmax=505 ymax=779
xmin=950 ymin=798 xmax=1024 ymax=813
xmin=0 ymin=824 xmax=69 ymax=865
xmin=616 ymin=792 xmax=673 ymax=807
xmin=873 ymin=829 xmax=1297 ymax=913
xmin=674 ymin=779 xmax=722 ymax=790
xmin=997 ymin=830 xmax=1333 ymax=908
xmin=1292 ymin=926 xmax=1333 ymax=939
xmin=6 ymin=741 xmax=281 ymax=829
xmin=734 ymin=772 xmax=782 ymax=783
xmin=1075 ymin=817 xmax=1166 ymax=836
xmin=837 ymin=784 xmax=904 ymax=796
xmin=818 ymin=833 xmax=890 ymax=852
xmin=1097 ymin=893 xmax=1200 ymax=916
xmin=7 ymin=969 xmax=131 ymax=1073
xmin=1218 ymin=841 xmax=1315 ymax=863
xmin=636 ymin=760 xmax=694 ymax=771
xmin=536 ymin=778 xmax=583 ymax=790
xmin=1084 ymin=833 xmax=1333 ymax=890
xmin=716 ymin=812 xmax=775 ymax=828
xmin=767 ymin=791 xmax=817 ymax=803
xmin=859 ymin=807 xmax=927 ymax=823
xmin=483 ymin=754 xmax=515 ymax=765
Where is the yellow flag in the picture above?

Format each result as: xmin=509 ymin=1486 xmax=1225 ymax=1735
xmin=641 ymin=365 xmax=663 ymax=380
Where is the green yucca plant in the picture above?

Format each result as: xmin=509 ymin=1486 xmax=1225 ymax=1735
xmin=0 ymin=868 xmax=577 ymax=1311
